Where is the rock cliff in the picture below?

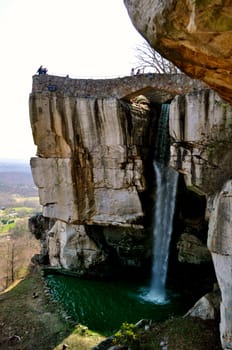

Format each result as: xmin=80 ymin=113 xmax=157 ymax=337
xmin=170 ymin=89 xmax=232 ymax=194
xmin=123 ymin=1 xmax=232 ymax=347
xmin=29 ymin=74 xmax=205 ymax=275
xmin=30 ymin=71 xmax=232 ymax=347
xmin=30 ymin=93 xmax=151 ymax=273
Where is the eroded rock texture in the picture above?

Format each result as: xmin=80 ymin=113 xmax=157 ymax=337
xmin=30 ymin=96 xmax=149 ymax=225
xmin=124 ymin=0 xmax=232 ymax=104
xmin=209 ymin=182 xmax=232 ymax=349
xmin=170 ymin=89 xmax=232 ymax=194
xmin=29 ymin=85 xmax=159 ymax=273
xmin=168 ymin=87 xmax=232 ymax=348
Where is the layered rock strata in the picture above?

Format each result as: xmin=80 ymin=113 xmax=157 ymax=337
xmin=29 ymin=77 xmax=158 ymax=273
xmin=170 ymin=89 xmax=232 ymax=194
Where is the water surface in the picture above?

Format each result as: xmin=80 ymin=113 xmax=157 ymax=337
xmin=46 ymin=274 xmax=192 ymax=335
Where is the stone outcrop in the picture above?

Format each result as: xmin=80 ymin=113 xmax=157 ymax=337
xmin=124 ymin=0 xmax=232 ymax=105
xmin=47 ymin=221 xmax=106 ymax=273
xmin=30 ymin=96 xmax=146 ymax=226
xmin=169 ymin=89 xmax=232 ymax=194
xmin=184 ymin=286 xmax=221 ymax=320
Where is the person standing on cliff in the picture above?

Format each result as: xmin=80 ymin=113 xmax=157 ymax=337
xmin=37 ymin=65 xmax=47 ymax=75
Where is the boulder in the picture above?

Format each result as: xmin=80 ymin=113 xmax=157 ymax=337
xmin=184 ymin=286 xmax=221 ymax=320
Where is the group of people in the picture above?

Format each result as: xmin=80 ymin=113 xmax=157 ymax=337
xmin=131 ymin=68 xmax=141 ymax=75
xmin=37 ymin=65 xmax=48 ymax=75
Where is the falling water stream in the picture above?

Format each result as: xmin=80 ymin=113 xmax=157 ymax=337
xmin=44 ymin=104 xmax=187 ymax=334
xmin=143 ymin=104 xmax=179 ymax=304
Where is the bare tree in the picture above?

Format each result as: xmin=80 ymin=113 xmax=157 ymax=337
xmin=5 ymin=241 xmax=16 ymax=286
xmin=134 ymin=40 xmax=181 ymax=74
xmin=0 ymin=221 xmax=40 ymax=290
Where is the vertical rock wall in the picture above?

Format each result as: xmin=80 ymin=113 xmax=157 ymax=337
xmin=169 ymin=89 xmax=232 ymax=348
xmin=170 ymin=89 xmax=232 ymax=194
xmin=29 ymin=91 xmax=157 ymax=272
xmin=30 ymin=96 xmax=148 ymax=225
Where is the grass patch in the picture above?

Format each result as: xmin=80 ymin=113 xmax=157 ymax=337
xmin=0 ymin=222 xmax=15 ymax=233
xmin=0 ymin=269 xmax=105 ymax=350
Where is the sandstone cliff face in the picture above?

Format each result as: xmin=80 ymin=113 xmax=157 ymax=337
xmin=170 ymin=89 xmax=232 ymax=194
xmin=29 ymin=83 xmax=158 ymax=272
xmin=30 ymin=96 xmax=147 ymax=226
xmin=124 ymin=0 xmax=232 ymax=104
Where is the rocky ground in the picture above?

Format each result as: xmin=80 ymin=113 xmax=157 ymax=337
xmin=0 ymin=267 xmax=222 ymax=350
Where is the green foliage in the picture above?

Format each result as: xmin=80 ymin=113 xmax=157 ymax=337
xmin=113 ymin=322 xmax=139 ymax=349
xmin=0 ymin=221 xmax=16 ymax=233
xmin=73 ymin=324 xmax=90 ymax=336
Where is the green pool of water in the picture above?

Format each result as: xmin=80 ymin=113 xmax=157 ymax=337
xmin=46 ymin=274 xmax=192 ymax=335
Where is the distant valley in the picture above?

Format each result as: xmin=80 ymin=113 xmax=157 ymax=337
xmin=0 ymin=159 xmax=38 ymax=202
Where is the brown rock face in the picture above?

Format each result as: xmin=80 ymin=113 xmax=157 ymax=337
xmin=124 ymin=0 xmax=232 ymax=104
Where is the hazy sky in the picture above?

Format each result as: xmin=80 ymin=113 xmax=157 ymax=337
xmin=0 ymin=0 xmax=144 ymax=161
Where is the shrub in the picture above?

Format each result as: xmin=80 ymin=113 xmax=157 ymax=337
xmin=113 ymin=322 xmax=139 ymax=349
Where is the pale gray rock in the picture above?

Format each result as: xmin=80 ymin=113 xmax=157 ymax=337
xmin=185 ymin=288 xmax=220 ymax=320
xmin=30 ymin=92 xmax=154 ymax=270
xmin=208 ymin=181 xmax=232 ymax=256
xmin=208 ymin=182 xmax=232 ymax=349
xmin=212 ymin=253 xmax=232 ymax=350
xmin=48 ymin=221 xmax=106 ymax=271
xmin=169 ymin=90 xmax=232 ymax=194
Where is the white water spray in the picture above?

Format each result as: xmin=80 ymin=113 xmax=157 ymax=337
xmin=143 ymin=104 xmax=178 ymax=304
xmin=146 ymin=162 xmax=178 ymax=303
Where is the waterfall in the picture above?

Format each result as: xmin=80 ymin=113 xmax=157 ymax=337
xmin=144 ymin=104 xmax=178 ymax=304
